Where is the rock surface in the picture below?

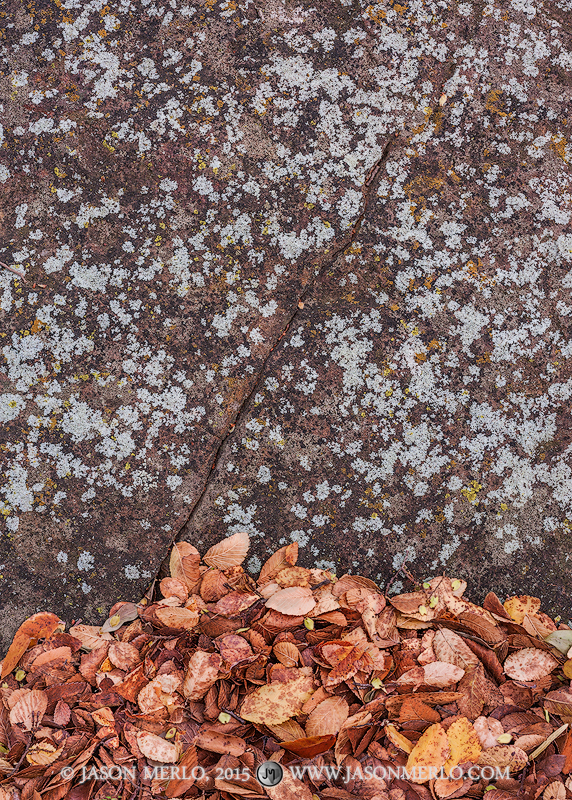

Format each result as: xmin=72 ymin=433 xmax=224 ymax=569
xmin=1 ymin=0 xmax=572 ymax=649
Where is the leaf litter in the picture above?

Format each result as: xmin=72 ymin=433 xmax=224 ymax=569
xmin=0 ymin=535 xmax=571 ymax=800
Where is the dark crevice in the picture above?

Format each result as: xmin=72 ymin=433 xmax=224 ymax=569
xmin=151 ymin=133 xmax=401 ymax=580
xmin=152 ymin=1 xmax=489 ymax=582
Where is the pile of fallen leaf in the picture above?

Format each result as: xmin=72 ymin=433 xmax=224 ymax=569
xmin=2 ymin=531 xmax=572 ymax=800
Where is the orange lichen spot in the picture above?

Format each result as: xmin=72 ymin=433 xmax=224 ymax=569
xmin=550 ymin=135 xmax=569 ymax=163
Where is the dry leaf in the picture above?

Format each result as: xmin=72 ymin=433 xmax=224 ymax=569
xmin=160 ymin=577 xmax=189 ymax=602
xmin=68 ymin=624 xmax=113 ymax=650
xmin=504 ymin=648 xmax=558 ymax=681
xmin=281 ymin=734 xmax=336 ymax=758
xmin=444 ymin=717 xmax=482 ymax=775
xmin=406 ymin=724 xmax=450 ymax=783
xmin=136 ymin=731 xmax=180 ymax=762
xmin=26 ymin=741 xmax=63 ymax=765
xmin=183 ymin=651 xmax=222 ymax=700
xmin=504 ymin=596 xmax=541 ymax=624
xmin=306 ymin=696 xmax=349 ymax=736
xmin=385 ymin=724 xmax=413 ymax=754
xmin=432 ymin=629 xmax=480 ymax=671
xmin=170 ymin=542 xmax=201 ymax=590
xmin=259 ymin=542 xmax=299 ymax=584
xmin=204 ymin=531 xmax=250 ymax=570
xmin=212 ymin=591 xmax=259 ymax=617
xmin=240 ymin=671 xmax=315 ymax=724
xmin=1 ymin=612 xmax=62 ymax=679
xmin=266 ymin=586 xmax=317 ymax=617
xmin=217 ymin=634 xmax=254 ymax=665
xmin=477 ymin=745 xmax=528 ymax=772
xmin=457 ymin=663 xmax=488 ymax=720
xmin=267 ymin=719 xmax=307 ymax=741
xmin=155 ymin=606 xmax=200 ymax=630
xmin=9 ymin=690 xmax=48 ymax=730
xmin=264 ymin=757 xmax=314 ymax=800
xmin=274 ymin=641 xmax=300 ymax=667
xmin=164 ymin=745 xmax=198 ymax=798
xmin=108 ymin=641 xmax=140 ymax=671
xmin=195 ymin=728 xmax=246 ymax=756
xmin=543 ymin=782 xmax=566 ymax=800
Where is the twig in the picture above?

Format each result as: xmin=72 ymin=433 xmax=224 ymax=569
xmin=220 ymin=708 xmax=250 ymax=725
xmin=0 ymin=261 xmax=26 ymax=281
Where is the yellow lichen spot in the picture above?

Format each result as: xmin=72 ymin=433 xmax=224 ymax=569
xmin=500 ymin=502 xmax=508 ymax=511
xmin=461 ymin=481 xmax=482 ymax=505
xmin=385 ymin=389 xmax=393 ymax=397
xmin=54 ymin=166 xmax=67 ymax=178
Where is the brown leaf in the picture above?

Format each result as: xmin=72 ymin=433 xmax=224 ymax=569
xmin=1 ymin=613 xmax=62 ymax=679
xmin=305 ymin=696 xmax=349 ymax=736
xmin=240 ymin=671 xmax=315 ymax=724
xmin=503 ymin=648 xmax=558 ymax=681
xmin=79 ymin=643 xmax=109 ymax=684
xmin=9 ymin=690 xmax=48 ymax=730
xmin=195 ymin=728 xmax=246 ymax=756
xmin=53 ymin=700 xmax=71 ymax=727
xmin=264 ymin=757 xmax=314 ymax=800
xmin=265 ymin=586 xmax=316 ymax=616
xmin=164 ymin=745 xmax=198 ymax=798
xmin=474 ymin=716 xmax=504 ymax=748
xmin=160 ymin=577 xmax=189 ymax=602
xmin=138 ymin=673 xmax=181 ymax=714
xmin=477 ymin=744 xmax=528 ymax=772
xmin=432 ymin=629 xmax=480 ymax=671
xmin=544 ymin=689 xmax=572 ymax=718
xmin=275 ymin=566 xmax=313 ymax=588
xmin=101 ymin=601 xmax=139 ymax=632
xmin=267 ymin=719 xmax=307 ymax=741
xmin=114 ymin=663 xmax=149 ymax=703
xmin=211 ymin=591 xmax=259 ymax=617
xmin=155 ymin=606 xmax=200 ymax=630
xmin=399 ymin=698 xmax=441 ymax=724
xmin=274 ymin=641 xmax=300 ymax=668
xmin=258 ymin=542 xmax=299 ymax=584
xmin=399 ymin=662 xmax=465 ymax=690
xmin=136 ymin=731 xmax=179 ymax=763
xmin=200 ymin=568 xmax=229 ymax=601
xmin=183 ymin=651 xmax=222 ymax=700
xmin=281 ymin=734 xmax=336 ymax=758
xmin=108 ymin=641 xmax=140 ymax=671
xmin=324 ymin=640 xmax=372 ymax=688
xmin=203 ymin=531 xmax=250 ymax=570
xmin=389 ymin=592 xmax=436 ymax=622
xmin=433 ymin=777 xmax=469 ymax=798
xmin=457 ymin=663 xmax=488 ymax=720
xmin=26 ymin=740 xmax=64 ymax=766
xmin=543 ymin=782 xmax=566 ymax=800
xmin=170 ymin=542 xmax=201 ymax=591
xmin=216 ymin=634 xmax=254 ymax=665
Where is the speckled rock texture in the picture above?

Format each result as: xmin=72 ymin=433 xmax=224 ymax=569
xmin=1 ymin=0 xmax=572 ymax=650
